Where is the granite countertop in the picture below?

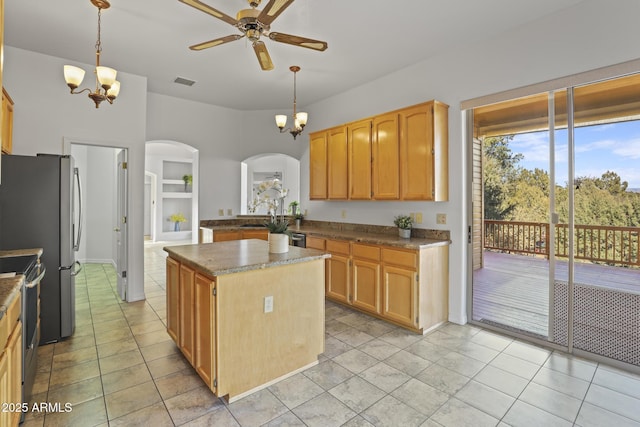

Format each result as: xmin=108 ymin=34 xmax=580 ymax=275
xmin=164 ymin=239 xmax=330 ymax=277
xmin=0 ymin=248 xmax=43 ymax=321
xmin=201 ymin=224 xmax=450 ymax=250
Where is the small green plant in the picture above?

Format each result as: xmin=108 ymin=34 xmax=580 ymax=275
xmin=393 ymin=214 xmax=413 ymax=230
xmin=182 ymin=174 xmax=193 ymax=185
xmin=289 ymin=201 xmax=303 ymax=219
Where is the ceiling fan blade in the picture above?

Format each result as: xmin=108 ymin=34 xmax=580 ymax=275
xmin=253 ymin=41 xmax=274 ymax=71
xmin=190 ymin=34 xmax=244 ymax=50
xmin=178 ymin=0 xmax=238 ymax=25
xmin=268 ymin=32 xmax=328 ymax=51
xmin=257 ymin=0 xmax=295 ymax=26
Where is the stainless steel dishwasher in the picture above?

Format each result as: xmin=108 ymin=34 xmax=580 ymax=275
xmin=290 ymin=232 xmax=306 ymax=247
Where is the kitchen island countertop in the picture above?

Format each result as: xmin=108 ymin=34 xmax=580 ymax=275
xmin=164 ymin=239 xmax=330 ymax=277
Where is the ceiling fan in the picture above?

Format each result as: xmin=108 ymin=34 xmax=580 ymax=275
xmin=179 ymin=0 xmax=328 ymax=71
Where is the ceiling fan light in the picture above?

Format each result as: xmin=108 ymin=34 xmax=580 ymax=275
xmin=96 ymin=66 xmax=117 ymax=87
xmin=107 ymin=80 xmax=121 ymax=98
xmin=296 ymin=112 xmax=308 ymax=127
xmin=275 ymin=115 xmax=287 ymax=129
xmin=64 ymin=65 xmax=86 ymax=88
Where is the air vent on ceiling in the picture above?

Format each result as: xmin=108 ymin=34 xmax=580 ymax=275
xmin=174 ymin=77 xmax=196 ymax=87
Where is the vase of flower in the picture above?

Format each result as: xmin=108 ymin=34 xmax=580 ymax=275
xmin=170 ymin=213 xmax=187 ymax=232
xmin=394 ymin=214 xmax=413 ymax=239
xmin=268 ymin=233 xmax=289 ymax=253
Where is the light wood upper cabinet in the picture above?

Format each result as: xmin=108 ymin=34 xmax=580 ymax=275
xmin=348 ymin=119 xmax=372 ymax=200
xmin=400 ymin=101 xmax=449 ymax=201
xmin=309 ymin=131 xmax=328 ymax=200
xmin=1 ymin=87 xmax=13 ymax=155
xmin=309 ymin=100 xmax=448 ymax=201
xmin=372 ymin=112 xmax=400 ymax=200
xmin=327 ymin=126 xmax=349 ymax=200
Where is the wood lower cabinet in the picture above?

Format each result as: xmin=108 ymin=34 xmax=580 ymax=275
xmin=326 ymin=239 xmax=350 ymax=304
xmin=178 ymin=264 xmax=195 ymax=363
xmin=0 ymin=293 xmax=22 ymax=427
xmin=351 ymin=243 xmax=381 ymax=314
xmin=212 ymin=229 xmax=269 ymax=242
xmin=194 ymin=273 xmax=216 ymax=391
xmin=1 ymin=87 xmax=13 ymax=155
xmin=321 ymin=237 xmax=449 ymax=333
xmin=166 ymin=257 xmax=180 ymax=341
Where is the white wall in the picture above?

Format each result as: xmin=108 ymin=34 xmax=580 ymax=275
xmin=70 ymin=144 xmax=118 ymax=263
xmin=6 ymin=0 xmax=640 ymax=320
xmin=4 ymin=46 xmax=148 ymax=302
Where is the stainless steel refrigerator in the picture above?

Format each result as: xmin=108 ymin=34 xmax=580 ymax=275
xmin=0 ymin=153 xmax=82 ymax=344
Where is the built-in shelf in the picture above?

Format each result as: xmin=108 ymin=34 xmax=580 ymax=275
xmin=161 ymin=159 xmax=194 ymax=240
xmin=162 ymin=192 xmax=192 ymax=198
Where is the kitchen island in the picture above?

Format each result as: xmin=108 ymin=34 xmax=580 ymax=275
xmin=164 ymin=239 xmax=329 ymax=402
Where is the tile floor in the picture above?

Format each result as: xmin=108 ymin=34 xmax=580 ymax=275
xmin=21 ymin=241 xmax=640 ymax=426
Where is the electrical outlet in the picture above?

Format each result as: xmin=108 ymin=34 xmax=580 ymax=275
xmin=341 ymin=210 xmax=347 ymax=219
xmin=304 ymin=209 xmax=308 ymax=216
xmin=227 ymin=208 xmax=233 ymax=216
xmin=218 ymin=209 xmax=224 ymax=216
xmin=436 ymin=213 xmax=447 ymax=225
xmin=416 ymin=213 xmax=423 ymax=224
xmin=264 ymin=296 xmax=274 ymax=313
xmin=409 ymin=213 xmax=415 ymax=222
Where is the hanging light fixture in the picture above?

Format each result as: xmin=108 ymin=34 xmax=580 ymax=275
xmin=275 ymin=66 xmax=308 ymax=140
xmin=63 ymin=0 xmax=120 ymax=108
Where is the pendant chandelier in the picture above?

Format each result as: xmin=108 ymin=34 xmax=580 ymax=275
xmin=63 ymin=0 xmax=120 ymax=109
xmin=275 ymin=66 xmax=308 ymax=140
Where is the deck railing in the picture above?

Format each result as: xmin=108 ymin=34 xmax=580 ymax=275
xmin=484 ymin=220 xmax=640 ymax=267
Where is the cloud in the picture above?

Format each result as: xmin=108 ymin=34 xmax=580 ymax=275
xmin=611 ymin=138 xmax=640 ymax=159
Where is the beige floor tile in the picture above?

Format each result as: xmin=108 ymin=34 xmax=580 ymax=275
xmin=134 ymin=328 xmax=173 ymax=347
xmin=328 ymin=375 xmax=386 ymax=413
xmin=269 ymin=373 xmax=325 ymax=410
xmin=454 ymin=380 xmax=514 ymax=419
xmin=98 ymin=348 xmax=145 ymax=375
xmin=51 ymin=346 xmax=97 ymax=371
xmin=46 ymin=376 xmax=103 ymax=407
xmin=154 ymin=367 xmax=205 ymax=400
xmin=130 ymin=319 xmax=166 ymax=336
xmin=42 ymin=396 xmax=107 ymax=427
xmin=48 ymin=359 xmax=100 ymax=390
xmin=108 ymin=401 xmax=174 ymax=427
xmin=139 ymin=339 xmax=181 ymax=362
xmin=146 ymin=352 xmax=191 ymax=379
xmin=104 ymin=380 xmax=162 ymax=420
xmin=52 ymin=334 xmax=96 ymax=356
xmin=96 ymin=336 xmax=139 ymax=358
xmin=361 ymin=394 xmax=427 ymax=427
xmin=101 ymin=363 xmax=153 ymax=395
xmin=164 ymin=384 xmax=225 ymax=425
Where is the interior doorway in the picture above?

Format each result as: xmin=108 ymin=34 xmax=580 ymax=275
xmin=68 ymin=143 xmax=129 ymax=301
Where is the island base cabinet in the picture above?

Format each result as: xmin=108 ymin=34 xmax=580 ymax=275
xmin=166 ymin=257 xmax=180 ymax=342
xmin=216 ymin=260 xmax=324 ymax=400
xmin=194 ymin=273 xmax=216 ymax=392
xmin=166 ymin=254 xmax=324 ymax=402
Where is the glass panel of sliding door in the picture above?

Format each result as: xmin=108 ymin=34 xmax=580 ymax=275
xmin=471 ymin=92 xmax=553 ymax=338
xmin=554 ymin=74 xmax=640 ymax=366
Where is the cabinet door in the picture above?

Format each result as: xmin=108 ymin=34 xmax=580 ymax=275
xmin=309 ymin=131 xmax=328 ymax=199
xmin=166 ymin=257 xmax=180 ymax=342
xmin=0 ymin=351 xmax=9 ymax=427
xmin=179 ymin=264 xmax=195 ymax=363
xmin=1 ymin=88 xmax=13 ymax=155
xmin=327 ymin=126 xmax=349 ymax=200
xmin=306 ymin=236 xmax=325 ymax=250
xmin=351 ymin=259 xmax=380 ymax=314
xmin=326 ymin=254 xmax=350 ymax=304
xmin=213 ymin=231 xmax=241 ymax=242
xmin=372 ymin=112 xmax=400 ymax=199
xmin=400 ymin=103 xmax=433 ymax=200
xmin=241 ymin=229 xmax=268 ymax=240
xmin=382 ymin=265 xmax=417 ymax=328
xmin=7 ymin=321 xmax=21 ymax=427
xmin=348 ymin=119 xmax=372 ymax=199
xmin=194 ymin=273 xmax=216 ymax=392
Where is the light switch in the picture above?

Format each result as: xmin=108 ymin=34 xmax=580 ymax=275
xmin=416 ymin=213 xmax=423 ymax=224
xmin=218 ymin=209 xmax=224 ymax=216
xmin=227 ymin=208 xmax=233 ymax=216
xmin=264 ymin=296 xmax=274 ymax=313
xmin=341 ymin=210 xmax=347 ymax=219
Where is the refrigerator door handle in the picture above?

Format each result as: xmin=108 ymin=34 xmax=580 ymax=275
xmin=70 ymin=261 xmax=83 ymax=277
xmin=73 ymin=167 xmax=83 ymax=251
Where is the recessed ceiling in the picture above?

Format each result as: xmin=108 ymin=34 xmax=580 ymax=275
xmin=4 ymin=0 xmax=584 ymax=111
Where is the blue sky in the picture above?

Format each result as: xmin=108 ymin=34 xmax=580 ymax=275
xmin=510 ymin=120 xmax=640 ymax=189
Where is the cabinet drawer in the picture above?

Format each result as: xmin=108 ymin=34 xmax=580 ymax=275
xmin=326 ymin=239 xmax=350 ymax=256
xmin=382 ymin=248 xmax=417 ymax=269
xmin=306 ymin=236 xmax=326 ymax=250
xmin=351 ymin=243 xmax=380 ymax=261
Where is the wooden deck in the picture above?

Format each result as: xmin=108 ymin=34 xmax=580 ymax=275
xmin=472 ymin=251 xmax=640 ymax=337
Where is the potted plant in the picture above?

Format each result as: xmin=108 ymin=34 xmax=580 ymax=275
xmin=170 ymin=213 xmax=187 ymax=231
xmin=289 ymin=201 xmax=304 ymax=228
xmin=250 ymin=179 xmax=290 ymax=253
xmin=182 ymin=174 xmax=193 ymax=192
xmin=394 ymin=214 xmax=413 ymax=238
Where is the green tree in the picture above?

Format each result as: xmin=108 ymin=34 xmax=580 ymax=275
xmin=483 ymin=135 xmax=523 ymax=219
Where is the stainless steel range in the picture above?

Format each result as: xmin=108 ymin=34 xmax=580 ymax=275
xmin=0 ymin=254 xmax=45 ymax=411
